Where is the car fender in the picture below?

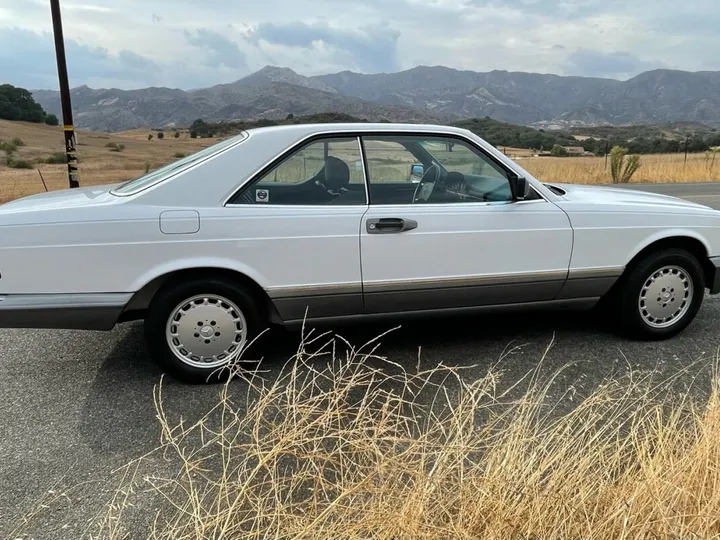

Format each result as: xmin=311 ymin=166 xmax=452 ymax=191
xmin=128 ymin=256 xmax=270 ymax=295
xmin=625 ymin=228 xmax=714 ymax=265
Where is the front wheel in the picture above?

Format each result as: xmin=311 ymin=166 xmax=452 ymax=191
xmin=144 ymin=277 xmax=265 ymax=384
xmin=615 ymin=248 xmax=705 ymax=340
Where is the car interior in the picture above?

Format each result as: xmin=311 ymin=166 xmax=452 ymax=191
xmin=233 ymin=138 xmax=538 ymax=205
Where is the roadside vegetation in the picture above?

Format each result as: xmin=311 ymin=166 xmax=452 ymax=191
xmin=9 ymin=333 xmax=720 ymax=539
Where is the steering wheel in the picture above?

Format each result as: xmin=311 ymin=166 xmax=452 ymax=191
xmin=482 ymin=181 xmax=513 ymax=202
xmin=412 ymin=164 xmax=440 ymax=203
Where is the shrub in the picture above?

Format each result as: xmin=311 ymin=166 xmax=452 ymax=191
xmin=148 ymin=134 xmax=153 ymax=141
xmin=144 ymin=161 xmax=151 ymax=173
xmin=173 ymin=152 xmax=186 ymax=159
xmin=6 ymin=158 xmax=33 ymax=169
xmin=105 ymin=142 xmax=125 ymax=152
xmin=0 ymin=140 xmax=19 ymax=153
xmin=44 ymin=114 xmax=59 ymax=126
xmin=174 ymin=131 xmax=180 ymax=139
xmin=610 ymin=145 xmax=641 ymax=183
xmin=550 ymin=144 xmax=569 ymax=157
xmin=157 ymin=131 xmax=164 ymax=140
xmin=40 ymin=152 xmax=67 ymax=164
xmin=11 ymin=137 xmax=25 ymax=148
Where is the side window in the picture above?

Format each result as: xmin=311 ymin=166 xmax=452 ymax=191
xmin=362 ymin=135 xmax=513 ymax=205
xmin=238 ymin=137 xmax=366 ymax=205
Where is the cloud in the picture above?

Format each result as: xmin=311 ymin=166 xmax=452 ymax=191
xmin=246 ymin=22 xmax=401 ymax=73
xmin=0 ymin=0 xmax=718 ymax=89
xmin=565 ymin=49 xmax=666 ymax=79
xmin=0 ymin=27 xmax=162 ymax=89
xmin=184 ymin=28 xmax=249 ymax=70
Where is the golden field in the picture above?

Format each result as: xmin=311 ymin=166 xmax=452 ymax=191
xmin=0 ymin=120 xmax=220 ymax=203
xmin=1 ymin=119 xmax=720 ymax=204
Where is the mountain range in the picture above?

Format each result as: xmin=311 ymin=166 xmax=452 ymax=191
xmin=31 ymin=65 xmax=720 ymax=132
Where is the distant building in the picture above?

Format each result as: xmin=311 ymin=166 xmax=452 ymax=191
xmin=564 ymin=146 xmax=586 ymax=156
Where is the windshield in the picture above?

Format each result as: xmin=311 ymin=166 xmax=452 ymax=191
xmin=111 ymin=131 xmax=249 ymax=196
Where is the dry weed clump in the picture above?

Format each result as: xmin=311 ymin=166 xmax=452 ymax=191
xmin=73 ymin=332 xmax=720 ymax=539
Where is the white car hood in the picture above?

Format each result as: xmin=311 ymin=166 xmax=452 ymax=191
xmin=549 ymin=183 xmax=714 ymax=212
xmin=0 ymin=184 xmax=120 ymax=214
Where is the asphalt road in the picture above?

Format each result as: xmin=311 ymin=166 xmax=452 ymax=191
xmin=3 ymin=181 xmax=720 ymax=538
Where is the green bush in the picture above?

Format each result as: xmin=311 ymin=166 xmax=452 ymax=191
xmin=6 ymin=158 xmax=33 ymax=169
xmin=173 ymin=152 xmax=186 ymax=159
xmin=45 ymin=114 xmax=59 ymax=126
xmin=550 ymin=144 xmax=569 ymax=157
xmin=40 ymin=152 xmax=67 ymax=164
xmin=11 ymin=137 xmax=24 ymax=147
xmin=0 ymin=140 xmax=19 ymax=153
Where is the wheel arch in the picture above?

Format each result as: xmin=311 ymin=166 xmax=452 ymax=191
xmin=621 ymin=232 xmax=714 ymax=289
xmin=119 ymin=266 xmax=284 ymax=326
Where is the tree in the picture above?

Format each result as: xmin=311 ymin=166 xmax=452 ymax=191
xmin=0 ymin=84 xmax=47 ymax=123
xmin=174 ymin=131 xmax=180 ymax=139
xmin=550 ymin=144 xmax=569 ymax=157
xmin=286 ymin=113 xmax=295 ymax=120
xmin=44 ymin=114 xmax=59 ymax=126
xmin=157 ymin=131 xmax=164 ymax=140
xmin=190 ymin=130 xmax=197 ymax=139
xmin=610 ymin=145 xmax=641 ymax=184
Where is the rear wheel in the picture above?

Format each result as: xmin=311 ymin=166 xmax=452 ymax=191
xmin=144 ymin=277 xmax=265 ymax=383
xmin=614 ymin=248 xmax=705 ymax=340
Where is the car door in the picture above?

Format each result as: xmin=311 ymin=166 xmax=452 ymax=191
xmin=359 ymin=133 xmax=575 ymax=314
xmin=220 ymin=135 xmax=368 ymax=324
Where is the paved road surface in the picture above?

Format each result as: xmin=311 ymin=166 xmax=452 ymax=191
xmin=2 ymin=181 xmax=720 ymax=538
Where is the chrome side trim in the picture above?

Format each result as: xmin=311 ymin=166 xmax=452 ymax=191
xmin=266 ymin=283 xmax=363 ymax=299
xmin=362 ymin=270 xmax=569 ymax=294
xmin=567 ymin=267 xmax=625 ymax=280
xmin=0 ymin=293 xmax=132 ymax=331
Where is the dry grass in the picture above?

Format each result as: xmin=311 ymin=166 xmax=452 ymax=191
xmin=519 ymin=152 xmax=720 ymax=184
xmin=0 ymin=120 xmax=220 ymax=203
xmin=7 ymin=330 xmax=712 ymax=539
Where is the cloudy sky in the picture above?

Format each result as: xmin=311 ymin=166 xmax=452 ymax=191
xmin=0 ymin=0 xmax=717 ymax=90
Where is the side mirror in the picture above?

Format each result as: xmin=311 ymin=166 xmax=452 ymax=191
xmin=409 ymin=164 xmax=424 ymax=183
xmin=509 ymin=174 xmax=527 ymax=201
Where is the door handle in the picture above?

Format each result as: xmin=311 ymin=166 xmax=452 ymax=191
xmin=366 ymin=218 xmax=418 ymax=234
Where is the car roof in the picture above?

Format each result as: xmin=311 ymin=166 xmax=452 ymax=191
xmin=243 ymin=122 xmax=472 ymax=138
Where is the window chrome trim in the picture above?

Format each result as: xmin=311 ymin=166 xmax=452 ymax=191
xmin=224 ymin=134 xmax=370 ymax=208
xmin=222 ymin=129 xmax=548 ymax=207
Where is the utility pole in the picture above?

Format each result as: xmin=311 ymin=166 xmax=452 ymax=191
xmin=50 ymin=0 xmax=79 ymax=188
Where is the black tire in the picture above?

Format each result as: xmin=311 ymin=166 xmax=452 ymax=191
xmin=143 ymin=277 xmax=266 ymax=384
xmin=614 ymin=248 xmax=705 ymax=340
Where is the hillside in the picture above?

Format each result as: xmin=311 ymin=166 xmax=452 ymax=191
xmin=29 ymin=65 xmax=720 ymax=133
xmin=0 ymin=119 xmax=217 ymax=202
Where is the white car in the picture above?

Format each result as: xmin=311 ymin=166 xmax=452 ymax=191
xmin=1 ymin=123 xmax=719 ymax=383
